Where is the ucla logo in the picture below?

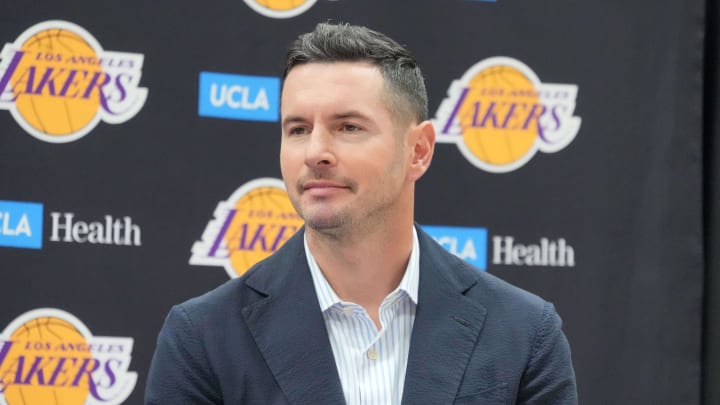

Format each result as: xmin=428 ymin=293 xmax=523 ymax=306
xmin=190 ymin=178 xmax=304 ymax=278
xmin=0 ymin=21 xmax=147 ymax=143
xmin=0 ymin=308 xmax=137 ymax=405
xmin=433 ymin=57 xmax=581 ymax=173
xmin=0 ymin=200 xmax=43 ymax=249
xmin=422 ymin=225 xmax=487 ymax=270
xmin=198 ymin=72 xmax=279 ymax=122
xmin=243 ymin=0 xmax=318 ymax=18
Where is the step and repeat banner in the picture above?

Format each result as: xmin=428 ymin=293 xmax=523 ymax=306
xmin=0 ymin=0 xmax=705 ymax=404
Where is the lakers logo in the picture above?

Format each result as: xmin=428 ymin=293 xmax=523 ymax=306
xmin=0 ymin=21 xmax=147 ymax=143
xmin=190 ymin=178 xmax=304 ymax=278
xmin=243 ymin=0 xmax=318 ymax=18
xmin=433 ymin=57 xmax=581 ymax=173
xmin=0 ymin=308 xmax=137 ymax=405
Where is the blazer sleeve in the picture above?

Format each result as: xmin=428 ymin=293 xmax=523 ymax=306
xmin=517 ymin=302 xmax=578 ymax=404
xmin=145 ymin=305 xmax=222 ymax=405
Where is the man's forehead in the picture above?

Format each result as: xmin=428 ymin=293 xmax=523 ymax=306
xmin=280 ymin=61 xmax=411 ymax=128
xmin=281 ymin=62 xmax=385 ymax=104
xmin=283 ymin=61 xmax=382 ymax=86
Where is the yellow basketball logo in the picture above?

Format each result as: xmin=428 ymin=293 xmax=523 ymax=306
xmin=190 ymin=178 xmax=304 ymax=278
xmin=433 ymin=57 xmax=581 ymax=173
xmin=244 ymin=0 xmax=318 ymax=18
xmin=0 ymin=308 xmax=137 ymax=405
xmin=0 ymin=21 xmax=147 ymax=143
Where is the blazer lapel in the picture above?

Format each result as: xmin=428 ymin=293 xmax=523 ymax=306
xmin=402 ymin=228 xmax=488 ymax=404
xmin=241 ymin=229 xmax=346 ymax=405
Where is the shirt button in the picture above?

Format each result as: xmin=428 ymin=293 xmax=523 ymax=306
xmin=367 ymin=348 xmax=378 ymax=360
xmin=343 ymin=306 xmax=354 ymax=315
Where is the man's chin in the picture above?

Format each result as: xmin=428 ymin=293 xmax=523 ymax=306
xmin=304 ymin=214 xmax=350 ymax=233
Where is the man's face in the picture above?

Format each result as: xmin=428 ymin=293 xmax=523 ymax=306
xmin=280 ymin=62 xmax=413 ymax=235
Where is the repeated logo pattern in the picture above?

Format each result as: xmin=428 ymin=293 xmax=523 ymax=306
xmin=190 ymin=178 xmax=304 ymax=278
xmin=0 ymin=21 xmax=147 ymax=143
xmin=0 ymin=309 xmax=136 ymax=405
xmin=243 ymin=0 xmax=318 ymax=18
xmin=433 ymin=57 xmax=581 ymax=172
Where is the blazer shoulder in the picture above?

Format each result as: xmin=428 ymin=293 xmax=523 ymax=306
xmin=177 ymin=227 xmax=306 ymax=324
xmin=174 ymin=277 xmax=248 ymax=326
xmin=474 ymin=269 xmax=547 ymax=311
xmin=418 ymin=226 xmax=551 ymax=327
xmin=418 ymin=225 xmax=547 ymax=311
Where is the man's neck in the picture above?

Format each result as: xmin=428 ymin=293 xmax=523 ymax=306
xmin=306 ymin=219 xmax=415 ymax=327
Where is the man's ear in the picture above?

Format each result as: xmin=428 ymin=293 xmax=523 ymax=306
xmin=407 ymin=120 xmax=436 ymax=181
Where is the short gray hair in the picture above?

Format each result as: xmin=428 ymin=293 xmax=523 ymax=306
xmin=284 ymin=22 xmax=428 ymax=124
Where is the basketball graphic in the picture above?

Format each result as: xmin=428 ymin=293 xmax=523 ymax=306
xmin=243 ymin=0 xmax=317 ymax=18
xmin=433 ymin=57 xmax=581 ymax=173
xmin=0 ymin=317 xmax=92 ymax=405
xmin=12 ymin=29 xmax=102 ymax=137
xmin=255 ymin=0 xmax=308 ymax=10
xmin=226 ymin=185 xmax=303 ymax=276
xmin=0 ymin=21 xmax=147 ymax=143
xmin=0 ymin=308 xmax=137 ymax=405
xmin=190 ymin=178 xmax=305 ymax=278
xmin=457 ymin=66 xmax=540 ymax=166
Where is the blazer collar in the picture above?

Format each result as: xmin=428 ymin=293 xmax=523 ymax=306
xmin=241 ymin=228 xmax=346 ymax=405
xmin=241 ymin=226 xmax=488 ymax=405
xmin=401 ymin=226 xmax=488 ymax=404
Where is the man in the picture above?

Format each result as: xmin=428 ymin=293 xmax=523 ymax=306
xmin=146 ymin=22 xmax=577 ymax=404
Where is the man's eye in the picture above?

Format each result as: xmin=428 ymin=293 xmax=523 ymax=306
xmin=342 ymin=124 xmax=360 ymax=132
xmin=289 ymin=127 xmax=307 ymax=135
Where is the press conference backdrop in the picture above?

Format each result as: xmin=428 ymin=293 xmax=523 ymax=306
xmin=0 ymin=1 xmax=710 ymax=404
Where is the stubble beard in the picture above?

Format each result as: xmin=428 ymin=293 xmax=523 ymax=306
xmin=288 ymin=172 xmax=354 ymax=236
xmin=289 ymin=140 xmax=409 ymax=239
xmin=294 ymin=173 xmax=405 ymax=240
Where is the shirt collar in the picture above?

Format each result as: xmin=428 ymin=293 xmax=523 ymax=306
xmin=305 ymin=227 xmax=420 ymax=312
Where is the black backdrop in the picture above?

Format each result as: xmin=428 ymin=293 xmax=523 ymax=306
xmin=0 ymin=1 xmax=714 ymax=404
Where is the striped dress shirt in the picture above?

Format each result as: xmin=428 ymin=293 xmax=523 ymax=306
xmin=304 ymin=229 xmax=419 ymax=405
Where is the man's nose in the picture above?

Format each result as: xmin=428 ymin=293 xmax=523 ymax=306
xmin=304 ymin=129 xmax=337 ymax=168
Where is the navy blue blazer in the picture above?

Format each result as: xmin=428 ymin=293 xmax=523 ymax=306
xmin=146 ymin=227 xmax=577 ymax=404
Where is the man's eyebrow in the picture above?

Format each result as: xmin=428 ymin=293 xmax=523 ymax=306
xmin=281 ymin=116 xmax=307 ymax=127
xmin=282 ymin=111 xmax=373 ymax=127
xmin=332 ymin=111 xmax=372 ymax=122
